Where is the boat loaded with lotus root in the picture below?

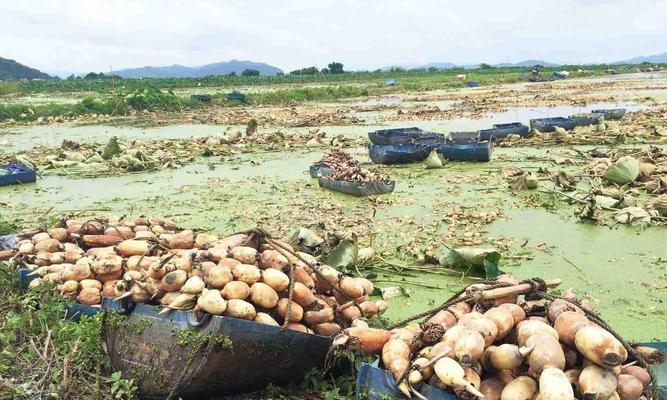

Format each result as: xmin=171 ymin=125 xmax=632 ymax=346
xmin=331 ymin=276 xmax=666 ymax=400
xmin=314 ymin=149 xmax=396 ymax=196
xmin=4 ymin=217 xmax=388 ymax=398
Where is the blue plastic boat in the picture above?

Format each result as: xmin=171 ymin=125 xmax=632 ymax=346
xmin=190 ymin=94 xmax=212 ymax=102
xmin=355 ymin=360 xmax=454 ymax=400
xmin=569 ymin=113 xmax=603 ymax=127
xmin=102 ymin=298 xmax=332 ymax=399
xmin=0 ymin=164 xmax=37 ymax=186
xmin=368 ymin=127 xmax=445 ymax=146
xmin=466 ymin=81 xmax=480 ymax=87
xmin=530 ymin=117 xmax=577 ymax=132
xmin=436 ymin=141 xmax=492 ymax=162
xmin=309 ymin=164 xmax=334 ymax=178
xmin=226 ymin=92 xmax=246 ymax=102
xmin=448 ymin=131 xmax=480 ymax=143
xmin=368 ymin=143 xmax=432 ymax=165
xmin=479 ymin=122 xmax=530 ymax=140
xmin=592 ymin=108 xmax=627 ymax=120
xmin=318 ymin=178 xmax=395 ymax=196
xmin=386 ymin=79 xmax=396 ymax=86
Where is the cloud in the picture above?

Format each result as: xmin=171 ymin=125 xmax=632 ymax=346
xmin=1 ymin=0 xmax=665 ymax=73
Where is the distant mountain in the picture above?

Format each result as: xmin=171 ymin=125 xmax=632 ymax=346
xmin=493 ymin=60 xmax=559 ymax=68
xmin=114 ymin=60 xmax=282 ymax=78
xmin=382 ymin=59 xmax=558 ymax=71
xmin=613 ymin=52 xmax=667 ymax=65
xmin=0 ymin=57 xmax=51 ymax=80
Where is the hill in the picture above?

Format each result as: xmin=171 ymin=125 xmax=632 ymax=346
xmin=114 ymin=60 xmax=282 ymax=78
xmin=383 ymin=59 xmax=558 ymax=71
xmin=493 ymin=59 xmax=559 ymax=68
xmin=0 ymin=57 xmax=51 ymax=80
xmin=614 ymin=52 xmax=667 ymax=65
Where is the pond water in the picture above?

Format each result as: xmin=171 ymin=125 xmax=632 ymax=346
xmin=1 ymin=101 xmax=649 ymax=155
xmin=1 ymin=145 xmax=664 ymax=340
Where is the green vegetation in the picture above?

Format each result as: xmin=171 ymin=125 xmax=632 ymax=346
xmin=176 ymin=328 xmax=232 ymax=351
xmin=0 ymin=263 xmax=113 ymax=399
xmin=109 ymin=372 xmax=138 ymax=400
xmin=10 ymin=63 xmax=651 ymax=94
xmin=0 ymin=214 xmax=19 ymax=235
xmin=0 ymin=81 xmax=20 ymax=96
xmin=0 ymin=87 xmax=199 ymax=121
xmin=241 ymin=69 xmax=260 ymax=76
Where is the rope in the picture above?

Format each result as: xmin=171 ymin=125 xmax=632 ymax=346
xmin=535 ymin=291 xmax=659 ymax=400
xmin=386 ymin=278 xmax=513 ymax=330
xmin=282 ymin=260 xmax=295 ymax=330
xmin=240 ymin=227 xmax=358 ymax=304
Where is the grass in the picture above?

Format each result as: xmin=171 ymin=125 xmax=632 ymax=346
xmin=0 ymin=82 xmax=21 ymax=96
xmin=0 ymin=87 xmax=200 ymax=121
xmin=0 ymin=264 xmax=114 ymax=399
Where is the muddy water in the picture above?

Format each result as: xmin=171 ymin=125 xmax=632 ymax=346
xmin=1 ymin=145 xmax=664 ymax=340
xmin=0 ymin=123 xmax=245 ymax=153
xmin=1 ymin=101 xmax=648 ymax=156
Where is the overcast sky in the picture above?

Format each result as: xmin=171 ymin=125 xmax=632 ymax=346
xmin=1 ymin=0 xmax=665 ymax=74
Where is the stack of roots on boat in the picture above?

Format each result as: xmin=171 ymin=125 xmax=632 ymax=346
xmin=316 ymin=149 xmax=388 ymax=183
xmin=5 ymin=217 xmax=387 ymax=335
xmin=336 ymin=276 xmax=663 ymax=400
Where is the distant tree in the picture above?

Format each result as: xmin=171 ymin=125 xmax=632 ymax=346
xmin=327 ymin=62 xmax=344 ymax=74
xmin=227 ymin=71 xmax=237 ymax=77
xmin=479 ymin=63 xmax=493 ymax=70
xmin=276 ymin=72 xmax=284 ymax=76
xmin=290 ymin=66 xmax=319 ymax=75
xmin=84 ymin=72 xmax=99 ymax=79
xmin=320 ymin=68 xmax=330 ymax=74
xmin=427 ymin=67 xmax=439 ymax=72
xmin=241 ymin=69 xmax=260 ymax=76
xmin=66 ymin=74 xmax=76 ymax=80
xmin=389 ymin=66 xmax=404 ymax=73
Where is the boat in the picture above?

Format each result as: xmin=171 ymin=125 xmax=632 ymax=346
xmin=368 ymin=143 xmax=432 ymax=165
xmin=647 ymin=341 xmax=667 ymax=400
xmin=355 ymin=360 xmax=454 ymax=400
xmin=0 ymin=163 xmax=37 ymax=186
xmin=226 ymin=92 xmax=246 ymax=102
xmin=309 ymin=164 xmax=334 ymax=178
xmin=368 ymin=127 xmax=445 ymax=146
xmin=529 ymin=117 xmax=577 ymax=132
xmin=318 ymin=177 xmax=395 ymax=197
xmin=448 ymin=131 xmax=480 ymax=143
xmin=190 ymin=94 xmax=212 ymax=102
xmin=357 ymin=343 xmax=667 ymax=400
xmin=101 ymin=298 xmax=333 ymax=399
xmin=479 ymin=123 xmax=530 ymax=140
xmin=436 ymin=141 xmax=492 ymax=162
xmin=569 ymin=113 xmax=603 ymax=126
xmin=592 ymin=108 xmax=627 ymax=120
xmin=466 ymin=81 xmax=480 ymax=87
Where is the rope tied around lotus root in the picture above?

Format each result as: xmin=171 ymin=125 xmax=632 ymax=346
xmin=386 ymin=277 xmax=514 ymax=330
xmin=532 ymin=291 xmax=660 ymax=400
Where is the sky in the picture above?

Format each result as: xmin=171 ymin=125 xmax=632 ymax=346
xmin=1 ymin=0 xmax=666 ymax=75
